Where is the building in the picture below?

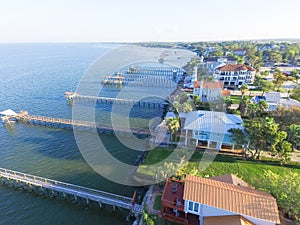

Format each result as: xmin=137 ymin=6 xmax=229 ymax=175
xmin=192 ymin=81 xmax=225 ymax=102
xmin=214 ymin=64 xmax=256 ymax=89
xmin=161 ymin=174 xmax=280 ymax=225
xmin=203 ymin=47 xmax=218 ymax=57
xmin=182 ymin=111 xmax=243 ymax=151
xmin=199 ymin=56 xmax=237 ymax=73
xmin=233 ymin=49 xmax=246 ymax=56
xmin=251 ymin=92 xmax=300 ymax=111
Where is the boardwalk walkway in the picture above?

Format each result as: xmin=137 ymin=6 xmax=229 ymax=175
xmin=2 ymin=111 xmax=150 ymax=136
xmin=0 ymin=167 xmax=142 ymax=214
xmin=64 ymin=92 xmax=168 ymax=109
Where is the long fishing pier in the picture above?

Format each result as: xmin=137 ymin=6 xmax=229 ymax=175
xmin=65 ymin=92 xmax=168 ymax=109
xmin=0 ymin=167 xmax=142 ymax=214
xmin=1 ymin=111 xmax=151 ymax=137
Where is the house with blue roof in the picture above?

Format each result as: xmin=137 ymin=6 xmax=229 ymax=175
xmin=182 ymin=111 xmax=243 ymax=151
xmin=251 ymin=92 xmax=300 ymax=111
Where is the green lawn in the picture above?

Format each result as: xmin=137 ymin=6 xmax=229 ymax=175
xmin=154 ymin=194 xmax=162 ymax=211
xmin=137 ymin=148 xmax=300 ymax=186
xmin=230 ymin=95 xmax=251 ymax=104
xmin=139 ymin=148 xmax=300 ymax=224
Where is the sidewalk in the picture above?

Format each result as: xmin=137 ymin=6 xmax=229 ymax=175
xmin=147 ymin=185 xmax=162 ymax=215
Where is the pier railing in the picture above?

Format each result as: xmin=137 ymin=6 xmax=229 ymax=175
xmin=64 ymin=92 xmax=168 ymax=109
xmin=11 ymin=112 xmax=151 ymax=136
xmin=0 ymin=167 xmax=142 ymax=213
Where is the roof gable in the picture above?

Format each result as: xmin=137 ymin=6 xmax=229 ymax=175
xmin=194 ymin=81 xmax=223 ymax=89
xmin=183 ymin=111 xmax=243 ymax=133
xmin=183 ymin=175 xmax=280 ymax=223
xmin=217 ymin=64 xmax=256 ymax=72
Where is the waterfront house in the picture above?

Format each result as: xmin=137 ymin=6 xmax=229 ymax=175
xmin=199 ymin=56 xmax=237 ymax=73
xmin=213 ymin=64 xmax=256 ymax=89
xmin=192 ymin=81 xmax=225 ymax=102
xmin=161 ymin=174 xmax=280 ymax=225
xmin=182 ymin=111 xmax=243 ymax=151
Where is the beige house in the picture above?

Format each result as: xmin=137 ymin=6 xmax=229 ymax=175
xmin=193 ymin=81 xmax=225 ymax=102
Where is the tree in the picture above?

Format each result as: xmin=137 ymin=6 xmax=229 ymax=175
xmin=258 ymin=100 xmax=269 ymax=115
xmin=223 ymin=97 xmax=233 ymax=113
xmin=228 ymin=128 xmax=248 ymax=157
xmin=245 ymin=117 xmax=284 ymax=159
xmin=239 ymin=98 xmax=249 ymax=116
xmin=286 ymin=124 xmax=300 ymax=149
xmin=166 ymin=117 xmax=180 ymax=141
xmin=290 ymin=69 xmax=300 ymax=84
xmin=291 ymin=86 xmax=300 ymax=102
xmin=273 ymin=69 xmax=287 ymax=91
xmin=271 ymin=106 xmax=300 ymax=129
xmin=247 ymin=102 xmax=259 ymax=119
xmin=274 ymin=140 xmax=293 ymax=165
xmin=256 ymin=170 xmax=300 ymax=222
xmin=254 ymin=76 xmax=274 ymax=96
xmin=239 ymin=84 xmax=249 ymax=99
xmin=182 ymin=102 xmax=193 ymax=113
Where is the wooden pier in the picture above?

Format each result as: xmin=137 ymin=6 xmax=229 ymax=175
xmin=2 ymin=111 xmax=151 ymax=137
xmin=0 ymin=167 xmax=142 ymax=214
xmin=101 ymin=65 xmax=184 ymax=87
xmin=64 ymin=92 xmax=168 ymax=109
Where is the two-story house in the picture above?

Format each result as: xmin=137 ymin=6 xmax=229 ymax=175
xmin=161 ymin=174 xmax=280 ymax=225
xmin=192 ymin=81 xmax=226 ymax=102
xmin=182 ymin=111 xmax=243 ymax=151
xmin=199 ymin=56 xmax=237 ymax=73
xmin=213 ymin=64 xmax=256 ymax=89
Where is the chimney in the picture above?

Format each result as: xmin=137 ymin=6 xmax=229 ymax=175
xmin=194 ymin=66 xmax=198 ymax=81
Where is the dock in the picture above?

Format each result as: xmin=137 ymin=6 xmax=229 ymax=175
xmin=0 ymin=167 xmax=142 ymax=214
xmin=2 ymin=111 xmax=151 ymax=137
xmin=64 ymin=92 xmax=168 ymax=109
xmin=101 ymin=65 xmax=184 ymax=87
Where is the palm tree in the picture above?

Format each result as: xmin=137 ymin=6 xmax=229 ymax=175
xmin=240 ymin=84 xmax=249 ymax=99
xmin=166 ymin=117 xmax=180 ymax=142
xmin=247 ymin=102 xmax=259 ymax=118
xmin=239 ymin=98 xmax=249 ymax=116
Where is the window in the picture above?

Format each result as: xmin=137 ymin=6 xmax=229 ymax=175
xmin=188 ymin=202 xmax=193 ymax=211
xmin=188 ymin=201 xmax=200 ymax=213
xmin=194 ymin=203 xmax=199 ymax=212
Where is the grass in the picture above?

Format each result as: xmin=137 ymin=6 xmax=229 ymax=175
xmin=154 ymin=194 xmax=162 ymax=211
xmin=137 ymin=148 xmax=300 ymax=186
xmin=230 ymin=95 xmax=251 ymax=104
xmin=142 ymin=147 xmax=174 ymax=165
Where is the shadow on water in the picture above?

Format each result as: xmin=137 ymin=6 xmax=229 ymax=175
xmin=21 ymin=131 xmax=82 ymax=160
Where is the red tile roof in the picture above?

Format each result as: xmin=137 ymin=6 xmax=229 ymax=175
xmin=217 ymin=64 xmax=256 ymax=72
xmin=204 ymin=215 xmax=255 ymax=225
xmin=221 ymin=90 xmax=231 ymax=97
xmin=194 ymin=81 xmax=223 ymax=89
xmin=209 ymin=174 xmax=252 ymax=188
xmin=183 ymin=175 xmax=280 ymax=224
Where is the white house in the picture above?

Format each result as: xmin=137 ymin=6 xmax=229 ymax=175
xmin=182 ymin=111 xmax=243 ymax=151
xmin=199 ymin=56 xmax=237 ymax=73
xmin=214 ymin=64 xmax=256 ymax=88
xmin=162 ymin=174 xmax=280 ymax=225
xmin=192 ymin=81 xmax=224 ymax=102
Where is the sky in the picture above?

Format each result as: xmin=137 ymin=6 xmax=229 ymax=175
xmin=0 ymin=0 xmax=300 ymax=43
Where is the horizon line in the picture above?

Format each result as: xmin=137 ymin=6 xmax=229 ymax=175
xmin=0 ymin=37 xmax=300 ymax=44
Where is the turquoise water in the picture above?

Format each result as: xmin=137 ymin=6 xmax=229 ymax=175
xmin=0 ymin=43 xmax=168 ymax=225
